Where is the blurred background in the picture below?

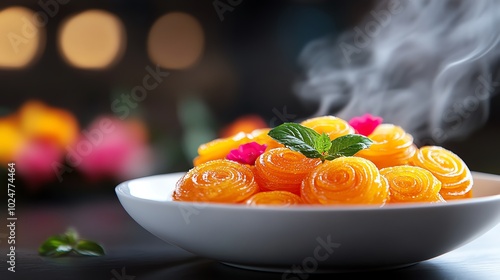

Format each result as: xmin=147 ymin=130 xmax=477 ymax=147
xmin=1 ymin=0 xmax=499 ymax=204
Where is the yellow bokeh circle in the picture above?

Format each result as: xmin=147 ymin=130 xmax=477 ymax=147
xmin=0 ymin=6 xmax=45 ymax=69
xmin=147 ymin=12 xmax=204 ymax=69
xmin=58 ymin=9 xmax=126 ymax=69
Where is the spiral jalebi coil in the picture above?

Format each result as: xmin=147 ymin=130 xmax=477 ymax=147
xmin=301 ymin=157 xmax=389 ymax=205
xmin=254 ymin=147 xmax=321 ymax=195
xmin=380 ymin=165 xmax=444 ymax=203
xmin=173 ymin=159 xmax=259 ymax=203
xmin=356 ymin=124 xmax=417 ymax=169
xmin=410 ymin=146 xmax=473 ymax=200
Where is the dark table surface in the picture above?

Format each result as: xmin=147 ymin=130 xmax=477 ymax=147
xmin=1 ymin=195 xmax=500 ymax=280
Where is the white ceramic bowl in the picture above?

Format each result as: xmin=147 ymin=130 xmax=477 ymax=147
xmin=115 ymin=171 xmax=500 ymax=272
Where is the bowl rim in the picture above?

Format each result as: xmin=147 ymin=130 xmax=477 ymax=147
xmin=115 ymin=171 xmax=500 ymax=212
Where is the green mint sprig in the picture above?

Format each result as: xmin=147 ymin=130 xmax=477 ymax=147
xmin=38 ymin=228 xmax=105 ymax=257
xmin=268 ymin=122 xmax=373 ymax=162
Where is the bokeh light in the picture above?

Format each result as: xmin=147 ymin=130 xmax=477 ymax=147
xmin=0 ymin=6 xmax=45 ymax=69
xmin=147 ymin=12 xmax=204 ymax=69
xmin=58 ymin=9 xmax=126 ymax=69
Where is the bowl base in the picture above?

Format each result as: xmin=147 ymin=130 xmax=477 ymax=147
xmin=221 ymin=261 xmax=419 ymax=274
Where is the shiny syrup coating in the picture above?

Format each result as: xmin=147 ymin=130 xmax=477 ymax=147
xmin=301 ymin=115 xmax=355 ymax=140
xmin=380 ymin=165 xmax=444 ymax=203
xmin=410 ymin=146 xmax=473 ymax=200
xmin=248 ymin=128 xmax=283 ymax=150
xmin=194 ymin=132 xmax=250 ymax=166
xmin=245 ymin=191 xmax=303 ymax=206
xmin=301 ymin=157 xmax=389 ymax=205
xmin=173 ymin=159 xmax=259 ymax=203
xmin=254 ymin=148 xmax=321 ymax=195
xmin=194 ymin=129 xmax=282 ymax=167
xmin=356 ymin=124 xmax=417 ymax=169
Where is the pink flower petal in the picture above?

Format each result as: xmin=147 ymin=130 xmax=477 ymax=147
xmin=15 ymin=140 xmax=63 ymax=189
xmin=226 ymin=142 xmax=267 ymax=165
xmin=348 ymin=113 xmax=383 ymax=136
xmin=73 ymin=116 xmax=154 ymax=182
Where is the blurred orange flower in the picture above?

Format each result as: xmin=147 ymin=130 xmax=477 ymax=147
xmin=1 ymin=100 xmax=157 ymax=191
xmin=0 ymin=100 xmax=79 ymax=189
xmin=219 ymin=114 xmax=267 ymax=138
xmin=0 ymin=115 xmax=24 ymax=164
xmin=18 ymin=101 xmax=79 ymax=149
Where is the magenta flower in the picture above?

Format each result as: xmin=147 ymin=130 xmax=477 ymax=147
xmin=72 ymin=116 xmax=155 ymax=182
xmin=15 ymin=140 xmax=63 ymax=190
xmin=226 ymin=142 xmax=267 ymax=165
xmin=348 ymin=113 xmax=383 ymax=136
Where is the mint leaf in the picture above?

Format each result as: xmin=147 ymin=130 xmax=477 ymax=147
xmin=328 ymin=134 xmax=373 ymax=158
xmin=64 ymin=228 xmax=79 ymax=245
xmin=268 ymin=122 xmax=373 ymax=162
xmin=38 ymin=235 xmax=73 ymax=257
xmin=314 ymin=133 xmax=332 ymax=154
xmin=268 ymin=123 xmax=322 ymax=158
xmin=38 ymin=228 xmax=105 ymax=257
xmin=74 ymin=240 xmax=106 ymax=256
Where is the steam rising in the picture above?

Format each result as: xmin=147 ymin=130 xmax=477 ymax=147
xmin=295 ymin=0 xmax=500 ymax=144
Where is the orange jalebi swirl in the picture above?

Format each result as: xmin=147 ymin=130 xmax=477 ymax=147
xmin=193 ymin=128 xmax=283 ymax=166
xmin=301 ymin=157 xmax=389 ymax=205
xmin=300 ymin=116 xmax=355 ymax=140
xmin=173 ymin=159 xmax=259 ymax=203
xmin=355 ymin=124 xmax=417 ymax=169
xmin=380 ymin=165 xmax=445 ymax=203
xmin=254 ymin=148 xmax=321 ymax=195
xmin=245 ymin=191 xmax=303 ymax=206
xmin=248 ymin=128 xmax=283 ymax=150
xmin=193 ymin=132 xmax=251 ymax=166
xmin=410 ymin=146 xmax=473 ymax=200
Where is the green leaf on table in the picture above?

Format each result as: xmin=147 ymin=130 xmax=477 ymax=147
xmin=38 ymin=228 xmax=105 ymax=257
xmin=268 ymin=123 xmax=322 ymax=158
xmin=38 ymin=235 xmax=74 ymax=257
xmin=64 ymin=227 xmax=79 ymax=245
xmin=74 ymin=240 xmax=106 ymax=256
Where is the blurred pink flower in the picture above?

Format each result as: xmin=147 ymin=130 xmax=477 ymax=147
xmin=15 ymin=140 xmax=63 ymax=190
xmin=73 ymin=116 xmax=154 ymax=182
xmin=348 ymin=114 xmax=383 ymax=136
xmin=226 ymin=142 xmax=267 ymax=165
